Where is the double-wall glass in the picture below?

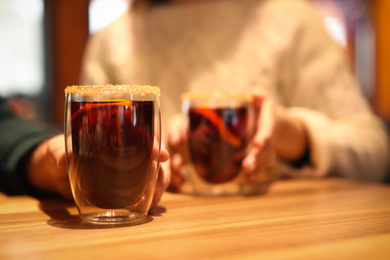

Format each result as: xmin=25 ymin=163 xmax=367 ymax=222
xmin=182 ymin=92 xmax=274 ymax=196
xmin=65 ymin=85 xmax=161 ymax=224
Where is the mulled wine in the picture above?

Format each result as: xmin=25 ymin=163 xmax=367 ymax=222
xmin=188 ymin=106 xmax=249 ymax=184
xmin=69 ymin=100 xmax=154 ymax=209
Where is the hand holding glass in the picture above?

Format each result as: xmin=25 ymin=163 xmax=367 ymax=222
xmin=182 ymin=92 xmax=269 ymax=196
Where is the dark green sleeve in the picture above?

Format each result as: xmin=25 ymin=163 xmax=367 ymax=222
xmin=0 ymin=97 xmax=60 ymax=195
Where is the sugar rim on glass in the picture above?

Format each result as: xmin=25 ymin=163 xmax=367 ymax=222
xmin=181 ymin=91 xmax=252 ymax=101
xmin=65 ymin=84 xmax=160 ymax=96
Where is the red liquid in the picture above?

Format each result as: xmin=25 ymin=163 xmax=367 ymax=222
xmin=69 ymin=101 xmax=154 ymax=209
xmin=188 ymin=107 xmax=249 ymax=184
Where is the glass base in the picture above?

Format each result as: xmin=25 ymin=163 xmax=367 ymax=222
xmin=240 ymin=181 xmax=272 ymax=196
xmin=80 ymin=210 xmax=146 ymax=225
xmin=186 ymin=166 xmax=242 ymax=196
xmin=193 ymin=183 xmax=240 ymax=196
xmin=183 ymin=165 xmax=274 ymax=197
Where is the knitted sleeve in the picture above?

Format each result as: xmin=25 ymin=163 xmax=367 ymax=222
xmin=276 ymin=1 xmax=390 ymax=181
xmin=0 ymin=97 xmax=58 ymax=195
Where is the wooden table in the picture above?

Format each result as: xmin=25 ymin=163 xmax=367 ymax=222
xmin=1 ymin=178 xmax=390 ymax=260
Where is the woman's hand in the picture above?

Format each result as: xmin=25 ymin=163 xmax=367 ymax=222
xmin=242 ymin=93 xmax=309 ymax=181
xmin=26 ymin=134 xmax=171 ymax=210
xmin=165 ymin=114 xmax=189 ymax=192
xmin=165 ymin=93 xmax=310 ymax=192
xmin=27 ymin=134 xmax=72 ymax=199
xmin=150 ymin=147 xmax=170 ymax=209
xmin=165 ymin=98 xmax=278 ymax=191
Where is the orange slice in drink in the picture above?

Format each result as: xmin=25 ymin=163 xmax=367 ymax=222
xmin=192 ymin=107 xmax=242 ymax=147
xmin=71 ymin=100 xmax=132 ymax=122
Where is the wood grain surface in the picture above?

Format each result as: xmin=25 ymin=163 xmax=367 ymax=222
xmin=1 ymin=178 xmax=390 ymax=260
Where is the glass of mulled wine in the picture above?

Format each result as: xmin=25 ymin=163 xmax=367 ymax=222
xmin=64 ymin=84 xmax=161 ymax=224
xmin=182 ymin=92 xmax=272 ymax=196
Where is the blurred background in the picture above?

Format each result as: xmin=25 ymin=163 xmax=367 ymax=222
xmin=0 ymin=0 xmax=389 ymax=129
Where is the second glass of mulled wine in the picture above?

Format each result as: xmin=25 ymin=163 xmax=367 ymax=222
xmin=182 ymin=92 xmax=267 ymax=196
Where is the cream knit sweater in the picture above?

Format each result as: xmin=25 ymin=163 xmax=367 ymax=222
xmin=81 ymin=0 xmax=389 ymax=181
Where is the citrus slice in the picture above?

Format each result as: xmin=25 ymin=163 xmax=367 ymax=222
xmin=192 ymin=107 xmax=241 ymax=147
xmin=71 ymin=100 xmax=131 ymax=122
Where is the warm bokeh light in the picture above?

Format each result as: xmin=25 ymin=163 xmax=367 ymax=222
xmin=0 ymin=0 xmax=44 ymax=96
xmin=88 ymin=0 xmax=130 ymax=34
xmin=323 ymin=16 xmax=347 ymax=47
